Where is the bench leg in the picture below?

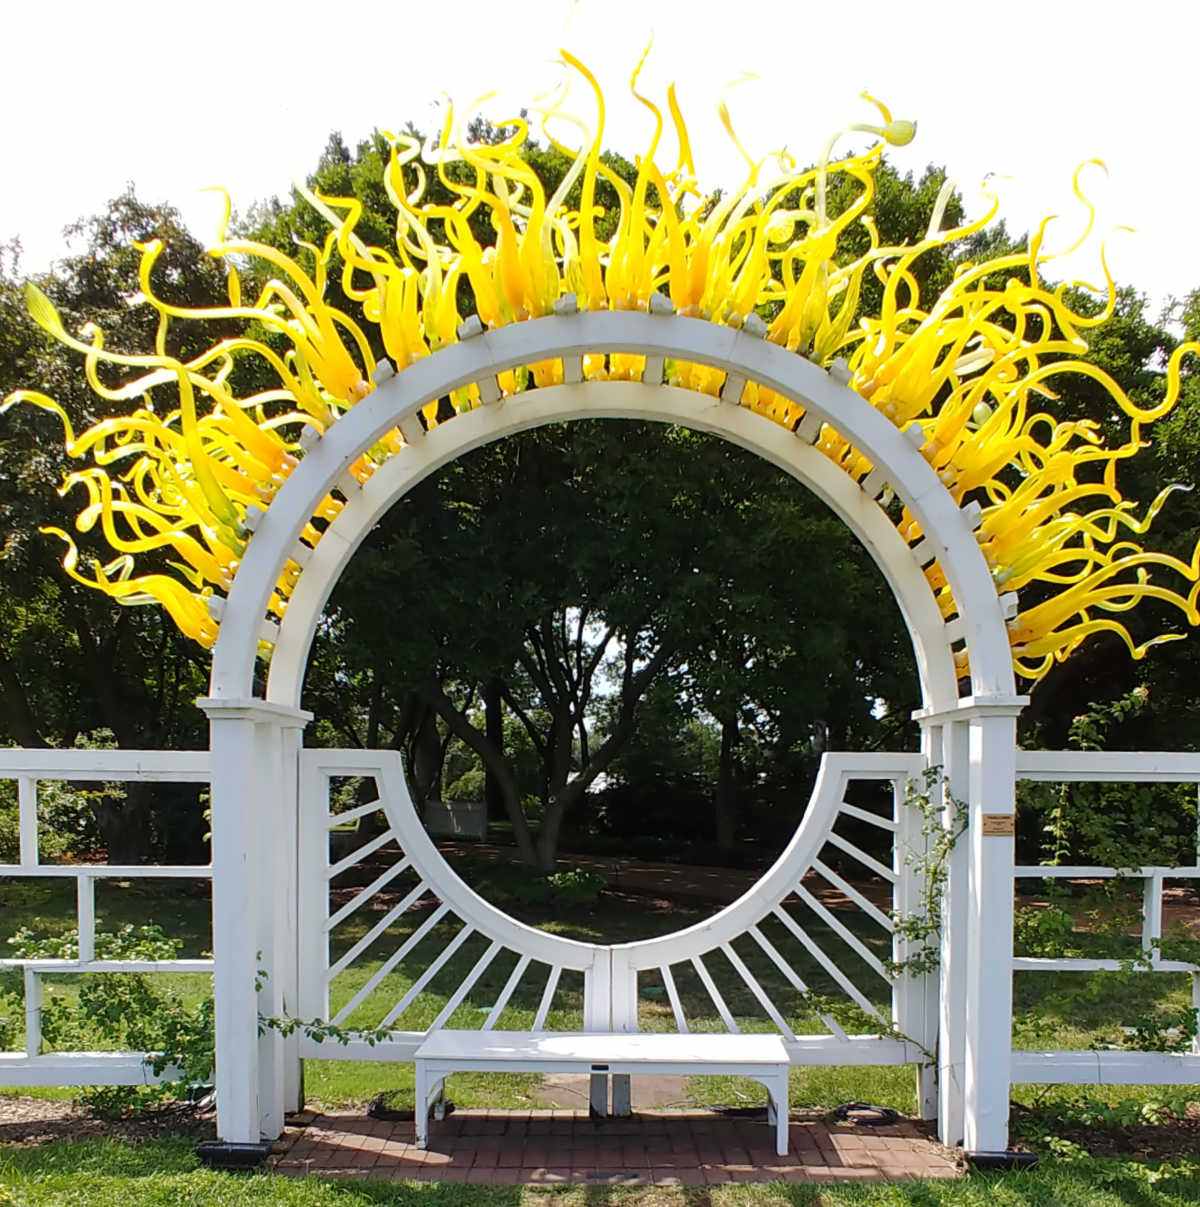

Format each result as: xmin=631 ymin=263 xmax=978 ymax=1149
xmin=756 ymin=1073 xmax=788 ymax=1156
xmin=772 ymin=1073 xmax=789 ymax=1156
xmin=414 ymin=1066 xmax=447 ymax=1148
xmin=612 ymin=1073 xmax=632 ymax=1117
xmin=414 ymin=1062 xmax=429 ymax=1149
xmin=589 ymin=1073 xmax=609 ymax=1116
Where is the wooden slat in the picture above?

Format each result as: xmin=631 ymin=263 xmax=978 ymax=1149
xmin=826 ymin=832 xmax=898 ymax=883
xmin=795 ymin=410 xmax=823 ymax=443
xmin=17 ymin=777 xmax=37 ymax=865
xmin=719 ymin=943 xmax=797 ymax=1042
xmin=327 ymin=828 xmax=398 ymax=880
xmin=76 ymin=875 xmax=95 ymax=964
xmin=748 ymin=925 xmax=847 ymax=1042
xmin=838 ymin=802 xmax=897 ymax=832
xmin=483 ymin=955 xmax=532 ymax=1031
xmin=327 ymin=880 xmax=430 ymax=978
xmin=0 ymin=750 xmax=210 ymax=780
xmin=1015 ymin=865 xmax=1200 ymax=879
xmin=1012 ymin=1049 xmax=1200 ymax=1085
xmin=660 ymin=965 xmax=689 ymax=1034
xmin=772 ymin=906 xmax=886 ymax=1022
xmin=427 ymin=941 xmax=502 ymax=1033
xmin=719 ymin=372 xmax=746 ymax=403
xmin=325 ymin=859 xmax=413 ymax=932
xmin=0 ymin=959 xmax=213 ymax=973
xmin=642 ymin=354 xmax=665 ymax=385
xmin=1143 ymin=873 xmax=1164 ymax=959
xmin=379 ymin=925 xmax=477 ymax=1029
xmin=690 ymin=956 xmax=740 ymax=1034
xmin=791 ymin=885 xmax=891 ymax=978
xmin=532 ymin=965 xmax=563 ymax=1032
xmin=327 ymin=799 xmax=384 ymax=829
xmin=810 ymin=858 xmax=894 ymax=931
xmin=331 ymin=903 xmax=450 ymax=1024
xmin=0 ymin=864 xmax=211 ymax=879
xmin=1015 ymin=750 xmax=1200 ymax=783
xmin=23 ymin=970 xmax=41 ymax=1058
xmin=1013 ymin=956 xmax=1197 ymax=974
xmin=0 ymin=1050 xmax=187 ymax=1087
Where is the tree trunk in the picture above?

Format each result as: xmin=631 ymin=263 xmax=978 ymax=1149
xmin=535 ymin=806 xmax=563 ymax=873
xmin=0 ymin=653 xmax=45 ymax=747
xmin=483 ymin=679 xmax=504 ymax=819
xmin=534 ymin=703 xmax=577 ymax=872
xmin=411 ymin=707 xmax=444 ymax=803
xmin=366 ymin=674 xmax=384 ymax=750
xmin=715 ymin=714 xmax=740 ymax=858
xmin=425 ymin=682 xmax=540 ymax=867
xmin=95 ymin=781 xmax=154 ymax=864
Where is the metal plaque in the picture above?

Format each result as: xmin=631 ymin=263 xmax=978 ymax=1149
xmin=980 ymin=813 xmax=1016 ymax=837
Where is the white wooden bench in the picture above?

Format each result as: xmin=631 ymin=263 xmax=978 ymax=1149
xmin=413 ymin=1030 xmax=791 ymax=1154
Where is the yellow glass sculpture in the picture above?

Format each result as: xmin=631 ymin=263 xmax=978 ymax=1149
xmin=4 ymin=54 xmax=1198 ymax=683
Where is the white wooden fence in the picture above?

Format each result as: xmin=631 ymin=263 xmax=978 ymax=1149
xmin=292 ymin=746 xmax=938 ymax=1121
xmin=4 ymin=743 xmax=1200 ymax=1119
xmin=0 ymin=750 xmax=211 ymax=1086
xmin=1011 ymin=751 xmax=1200 ymax=1086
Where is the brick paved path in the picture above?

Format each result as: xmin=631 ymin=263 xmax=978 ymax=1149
xmin=273 ymin=1108 xmax=961 ymax=1185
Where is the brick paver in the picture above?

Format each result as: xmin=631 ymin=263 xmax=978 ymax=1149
xmin=272 ymin=1108 xmax=962 ymax=1184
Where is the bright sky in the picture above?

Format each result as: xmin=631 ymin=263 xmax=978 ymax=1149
xmin=4 ymin=0 xmax=1198 ymax=316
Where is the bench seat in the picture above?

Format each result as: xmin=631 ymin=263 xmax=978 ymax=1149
xmin=413 ymin=1030 xmax=790 ymax=1153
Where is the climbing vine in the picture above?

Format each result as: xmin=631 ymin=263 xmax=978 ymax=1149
xmin=888 ymin=765 xmax=968 ymax=979
xmin=256 ymin=965 xmax=392 ymax=1048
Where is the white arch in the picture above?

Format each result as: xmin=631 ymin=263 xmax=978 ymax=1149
xmin=210 ymin=312 xmax=1016 ymax=704
xmin=266 ymin=381 xmax=960 ymax=710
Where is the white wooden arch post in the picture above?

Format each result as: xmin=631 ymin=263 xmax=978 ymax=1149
xmin=202 ymin=309 xmax=1024 ymax=1158
xmin=196 ymin=697 xmax=310 ymax=1149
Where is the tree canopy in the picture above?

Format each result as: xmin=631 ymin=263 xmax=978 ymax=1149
xmin=2 ymin=124 xmax=1198 ymax=871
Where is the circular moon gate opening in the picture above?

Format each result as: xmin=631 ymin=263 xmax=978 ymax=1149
xmin=204 ymin=313 xmax=1021 ymax=1153
xmin=323 ymin=414 xmax=914 ymax=918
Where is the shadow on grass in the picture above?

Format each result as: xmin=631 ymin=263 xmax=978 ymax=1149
xmin=811 ymin=1162 xmax=1200 ymax=1206
xmin=5 ymin=1140 xmax=1200 ymax=1207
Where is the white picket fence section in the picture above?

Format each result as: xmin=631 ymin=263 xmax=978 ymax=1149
xmin=1011 ymin=750 xmax=1200 ymax=1086
xmin=0 ymin=750 xmax=212 ymax=1085
xmin=297 ymin=748 xmax=934 ymax=1068
xmin=5 ymin=742 xmax=1200 ymax=1113
xmin=298 ymin=749 xmax=608 ymax=1064
xmin=610 ymin=753 xmax=931 ymax=1062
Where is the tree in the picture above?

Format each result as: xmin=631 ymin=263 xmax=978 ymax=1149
xmin=10 ymin=122 xmax=1198 ymax=876
xmin=0 ymin=196 xmax=232 ymax=861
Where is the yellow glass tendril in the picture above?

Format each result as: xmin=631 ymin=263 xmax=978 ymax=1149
xmin=4 ymin=53 xmax=1197 ymax=682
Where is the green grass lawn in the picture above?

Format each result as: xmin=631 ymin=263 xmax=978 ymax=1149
xmin=2 ymin=870 xmax=1197 ymax=1115
xmin=3 ymin=873 xmax=1200 ymax=1202
xmin=1 ymin=872 xmax=1197 ymax=1136
xmin=4 ymin=1137 xmax=1200 ymax=1205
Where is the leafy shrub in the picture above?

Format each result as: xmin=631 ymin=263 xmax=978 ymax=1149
xmin=464 ymin=862 xmax=608 ymax=908
xmin=1014 ymin=903 xmax=1077 ymax=957
xmin=0 ymin=925 xmax=214 ymax=1117
xmin=443 ymin=766 xmax=485 ymax=803
xmin=1019 ymin=689 xmax=1199 ymax=867
xmin=545 ymin=868 xmax=606 ymax=904
xmin=0 ymin=775 xmax=107 ymax=864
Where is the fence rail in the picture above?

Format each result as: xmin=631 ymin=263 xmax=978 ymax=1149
xmin=0 ymin=750 xmax=211 ymax=1087
xmin=5 ymin=744 xmax=1200 ymax=1097
xmin=1011 ymin=752 xmax=1200 ymax=1082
